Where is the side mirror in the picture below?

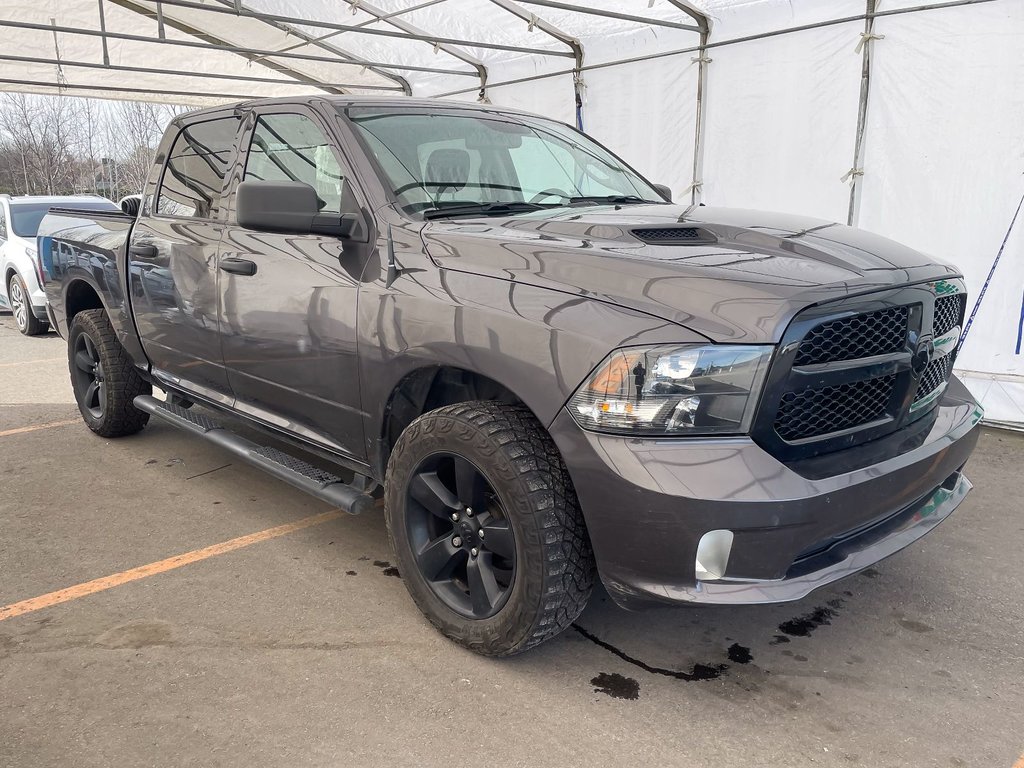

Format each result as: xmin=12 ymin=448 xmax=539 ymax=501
xmin=236 ymin=180 xmax=363 ymax=238
xmin=237 ymin=180 xmax=318 ymax=234
xmin=652 ymin=183 xmax=673 ymax=202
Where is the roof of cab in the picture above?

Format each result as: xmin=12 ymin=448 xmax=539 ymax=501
xmin=173 ymin=94 xmax=544 ymax=125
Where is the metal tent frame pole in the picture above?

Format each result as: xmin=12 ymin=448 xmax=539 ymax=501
xmin=0 ymin=18 xmax=477 ymax=78
xmin=430 ymin=0 xmax=998 ymax=98
xmin=0 ymin=54 xmax=405 ymax=92
xmin=0 ymin=77 xmax=268 ymax=101
xmin=486 ymin=0 xmax=584 ymax=126
xmin=846 ymin=0 xmax=879 ymax=226
xmin=338 ymin=0 xmax=489 ymax=99
xmin=143 ymin=0 xmax=574 ymax=58
xmin=513 ymin=0 xmax=700 ymax=32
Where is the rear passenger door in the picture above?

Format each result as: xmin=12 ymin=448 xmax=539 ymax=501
xmin=130 ymin=114 xmax=240 ymax=405
xmin=218 ymin=106 xmax=372 ymax=462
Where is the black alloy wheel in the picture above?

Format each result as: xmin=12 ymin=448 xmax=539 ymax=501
xmin=66 ymin=309 xmax=150 ymax=437
xmin=405 ymin=452 xmax=516 ymax=619
xmin=71 ymin=330 xmax=106 ymax=420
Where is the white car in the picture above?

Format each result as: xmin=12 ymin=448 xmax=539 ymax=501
xmin=0 ymin=194 xmax=118 ymax=335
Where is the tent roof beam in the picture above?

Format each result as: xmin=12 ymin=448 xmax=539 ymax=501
xmin=113 ymin=0 xmax=347 ymax=94
xmin=513 ymin=0 xmax=700 ymax=32
xmin=339 ymin=0 xmax=488 ymax=96
xmin=147 ymin=0 xmax=574 ymax=58
xmin=0 ymin=53 xmax=405 ymax=91
xmin=0 ymin=76 xmax=263 ymax=101
xmin=264 ymin=0 xmax=449 ymax=58
xmin=486 ymin=0 xmax=582 ymax=65
xmin=0 ymin=18 xmax=477 ymax=79
xmin=205 ymin=0 xmax=412 ymax=94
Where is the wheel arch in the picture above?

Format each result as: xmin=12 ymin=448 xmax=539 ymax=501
xmin=376 ymin=364 xmax=542 ymax=480
xmin=64 ymin=277 xmax=107 ymax=325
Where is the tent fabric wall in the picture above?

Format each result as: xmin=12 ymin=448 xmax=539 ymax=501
xmin=854 ymin=2 xmax=1024 ymax=426
xmin=1 ymin=0 xmax=1021 ymax=426
xmin=699 ymin=21 xmax=863 ymax=223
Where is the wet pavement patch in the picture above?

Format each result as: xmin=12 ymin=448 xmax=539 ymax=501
xmin=591 ymin=672 xmax=640 ymax=700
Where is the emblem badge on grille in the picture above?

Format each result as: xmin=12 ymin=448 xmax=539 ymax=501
xmin=912 ymin=339 xmax=935 ymax=375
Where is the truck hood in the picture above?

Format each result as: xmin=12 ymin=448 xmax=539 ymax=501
xmin=421 ymin=204 xmax=960 ymax=343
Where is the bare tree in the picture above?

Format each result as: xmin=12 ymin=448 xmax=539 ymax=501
xmin=0 ymin=93 xmax=186 ymax=199
xmin=104 ymin=100 xmax=186 ymax=198
xmin=0 ymin=93 xmax=83 ymax=195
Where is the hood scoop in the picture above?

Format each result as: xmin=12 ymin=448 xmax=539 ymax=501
xmin=630 ymin=226 xmax=716 ymax=245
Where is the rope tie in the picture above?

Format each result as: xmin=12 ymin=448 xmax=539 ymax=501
xmin=855 ymin=32 xmax=885 ymax=54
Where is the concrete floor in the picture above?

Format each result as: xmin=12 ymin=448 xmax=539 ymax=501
xmin=1 ymin=314 xmax=1022 ymax=768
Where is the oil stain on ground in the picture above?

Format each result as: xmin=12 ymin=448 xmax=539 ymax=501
xmin=373 ymin=560 xmax=401 ymax=578
xmin=574 ymin=624 xmax=728 ymax=682
xmin=591 ymin=672 xmax=640 ymax=700
xmin=727 ymin=643 xmax=753 ymax=664
xmin=778 ymin=603 xmax=842 ymax=638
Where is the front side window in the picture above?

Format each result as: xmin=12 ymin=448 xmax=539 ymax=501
xmin=244 ymin=113 xmax=347 ymax=214
xmin=156 ymin=117 xmax=239 ymax=219
xmin=0 ymin=206 xmax=6 ymax=239
xmin=346 ymin=109 xmax=662 ymax=215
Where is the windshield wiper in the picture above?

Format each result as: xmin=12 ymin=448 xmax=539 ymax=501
xmin=567 ymin=195 xmax=661 ymax=206
xmin=422 ymin=201 xmax=549 ymax=220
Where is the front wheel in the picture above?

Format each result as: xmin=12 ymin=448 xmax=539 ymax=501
xmin=8 ymin=272 xmax=48 ymax=336
xmin=68 ymin=309 xmax=151 ymax=437
xmin=385 ymin=401 xmax=595 ymax=656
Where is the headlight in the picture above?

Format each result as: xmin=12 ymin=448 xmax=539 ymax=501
xmin=568 ymin=344 xmax=773 ymax=436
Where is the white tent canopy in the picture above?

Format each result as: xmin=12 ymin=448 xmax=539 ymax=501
xmin=1 ymin=0 xmax=1022 ymax=427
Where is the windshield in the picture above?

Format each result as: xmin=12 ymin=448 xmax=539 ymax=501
xmin=345 ymin=108 xmax=664 ymax=216
xmin=9 ymin=200 xmax=117 ymax=238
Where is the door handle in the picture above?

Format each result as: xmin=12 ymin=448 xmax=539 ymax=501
xmin=129 ymin=243 xmax=158 ymax=258
xmin=219 ymin=257 xmax=257 ymax=276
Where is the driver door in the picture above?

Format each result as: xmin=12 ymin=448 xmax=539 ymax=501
xmin=217 ymin=106 xmax=372 ymax=463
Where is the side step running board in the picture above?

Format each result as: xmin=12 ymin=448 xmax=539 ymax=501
xmin=133 ymin=395 xmax=375 ymax=515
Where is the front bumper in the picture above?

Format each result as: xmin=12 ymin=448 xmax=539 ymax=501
xmin=549 ymin=377 xmax=983 ymax=608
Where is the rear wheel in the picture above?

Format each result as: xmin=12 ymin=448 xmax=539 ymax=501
xmin=8 ymin=272 xmax=47 ymax=336
xmin=68 ymin=309 xmax=151 ymax=437
xmin=385 ymin=401 xmax=594 ymax=656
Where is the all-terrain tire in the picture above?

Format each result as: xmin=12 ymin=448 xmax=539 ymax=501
xmin=68 ymin=309 xmax=151 ymax=437
xmin=385 ymin=401 xmax=595 ymax=656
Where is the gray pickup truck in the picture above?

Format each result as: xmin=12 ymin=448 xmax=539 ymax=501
xmin=39 ymin=96 xmax=982 ymax=656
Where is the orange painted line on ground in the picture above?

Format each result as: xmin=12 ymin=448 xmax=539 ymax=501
xmin=0 ymin=509 xmax=344 ymax=622
xmin=0 ymin=357 xmax=64 ymax=368
xmin=0 ymin=418 xmax=81 ymax=438
xmin=1012 ymin=753 xmax=1024 ymax=768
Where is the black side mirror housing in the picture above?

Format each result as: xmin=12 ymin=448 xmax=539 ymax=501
xmin=652 ymin=183 xmax=673 ymax=202
xmin=236 ymin=180 xmax=364 ymax=239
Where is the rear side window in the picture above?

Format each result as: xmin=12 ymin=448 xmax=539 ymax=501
xmin=156 ymin=117 xmax=239 ymax=219
xmin=0 ymin=205 xmax=6 ymax=239
xmin=244 ymin=113 xmax=347 ymax=214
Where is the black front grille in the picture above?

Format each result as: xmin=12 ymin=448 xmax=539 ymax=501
xmin=933 ymin=294 xmax=966 ymax=337
xmin=754 ymin=283 xmax=967 ymax=460
xmin=631 ymin=227 xmax=712 ymax=244
xmin=774 ymin=375 xmax=896 ymax=441
xmin=913 ymin=355 xmax=954 ymax=403
xmin=794 ymin=306 xmax=909 ymax=366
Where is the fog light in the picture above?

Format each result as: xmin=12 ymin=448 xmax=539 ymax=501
xmin=695 ymin=529 xmax=734 ymax=581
